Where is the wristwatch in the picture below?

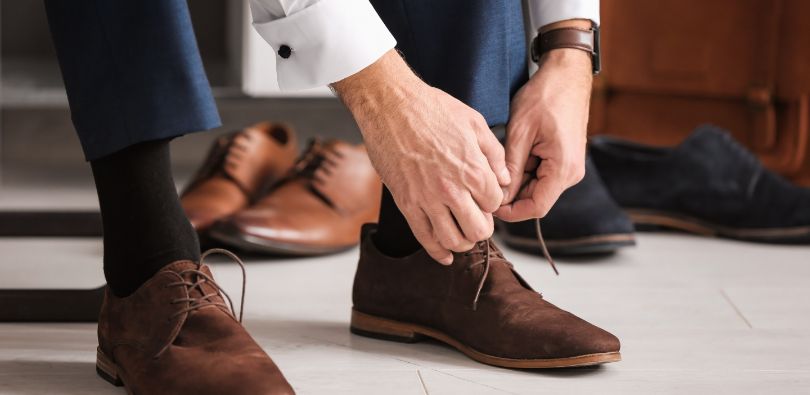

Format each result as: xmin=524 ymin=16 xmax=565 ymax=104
xmin=530 ymin=25 xmax=601 ymax=75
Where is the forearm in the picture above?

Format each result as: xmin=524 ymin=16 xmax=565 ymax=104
xmin=331 ymin=50 xmax=421 ymax=135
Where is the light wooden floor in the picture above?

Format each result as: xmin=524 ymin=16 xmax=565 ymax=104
xmin=0 ymin=233 xmax=808 ymax=394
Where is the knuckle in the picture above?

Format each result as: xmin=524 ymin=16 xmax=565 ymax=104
xmin=472 ymin=112 xmax=488 ymax=127
xmin=480 ymin=194 xmax=501 ymax=213
xmin=438 ymin=234 xmax=457 ymax=249
xmin=451 ymin=241 xmax=475 ymax=252
xmin=472 ymin=225 xmax=492 ymax=242
xmin=437 ymin=179 xmax=457 ymax=196
xmin=411 ymin=226 xmax=432 ymax=241
xmin=446 ymin=191 xmax=466 ymax=208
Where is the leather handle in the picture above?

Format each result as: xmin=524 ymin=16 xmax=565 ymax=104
xmin=748 ymin=87 xmax=777 ymax=151
xmin=758 ymin=94 xmax=809 ymax=174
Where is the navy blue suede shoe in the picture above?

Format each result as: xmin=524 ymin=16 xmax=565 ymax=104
xmin=497 ymin=156 xmax=636 ymax=256
xmin=590 ymin=125 xmax=810 ymax=244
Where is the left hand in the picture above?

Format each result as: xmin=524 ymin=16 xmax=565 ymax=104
xmin=495 ymin=47 xmax=593 ymax=222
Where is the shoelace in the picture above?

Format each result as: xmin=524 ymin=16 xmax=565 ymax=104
xmin=166 ymin=248 xmax=247 ymax=323
xmin=156 ymin=248 xmax=247 ymax=356
xmin=467 ymin=218 xmax=557 ymax=310
xmin=290 ymin=138 xmax=330 ymax=179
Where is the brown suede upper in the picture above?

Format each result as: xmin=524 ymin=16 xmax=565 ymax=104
xmin=97 ymin=261 xmax=294 ymax=395
xmin=352 ymin=224 xmax=620 ymax=360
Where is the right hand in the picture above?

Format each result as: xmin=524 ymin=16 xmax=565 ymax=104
xmin=332 ymin=50 xmax=510 ymax=264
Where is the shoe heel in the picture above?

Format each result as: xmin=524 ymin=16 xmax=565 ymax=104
xmin=350 ymin=309 xmax=424 ymax=343
xmin=96 ymin=347 xmax=124 ymax=387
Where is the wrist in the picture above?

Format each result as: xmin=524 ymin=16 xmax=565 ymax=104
xmin=533 ymin=19 xmax=599 ymax=75
xmin=538 ymin=48 xmax=593 ymax=78
xmin=332 ymin=49 xmax=419 ymax=117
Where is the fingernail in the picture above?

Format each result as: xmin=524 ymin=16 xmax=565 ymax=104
xmin=501 ymin=187 xmax=510 ymax=202
xmin=440 ymin=256 xmax=453 ymax=265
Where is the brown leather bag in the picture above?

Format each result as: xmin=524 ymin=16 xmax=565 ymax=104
xmin=590 ymin=0 xmax=810 ymax=185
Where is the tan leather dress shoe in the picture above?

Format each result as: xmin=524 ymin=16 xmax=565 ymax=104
xmin=181 ymin=122 xmax=298 ymax=233
xmin=351 ymin=224 xmax=621 ymax=368
xmin=209 ymin=139 xmax=381 ymax=255
xmin=96 ymin=252 xmax=294 ymax=394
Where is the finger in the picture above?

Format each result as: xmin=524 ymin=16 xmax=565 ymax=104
xmin=428 ymin=205 xmax=476 ymax=252
xmin=495 ymin=179 xmax=541 ymax=222
xmin=449 ymin=192 xmax=494 ymax=243
xmin=496 ymin=164 xmax=567 ymax=222
xmin=484 ymin=212 xmax=494 ymax=236
xmin=406 ymin=207 xmax=453 ymax=265
xmin=503 ymin=124 xmax=534 ymax=204
xmin=469 ymin=157 xmax=505 ymax=214
xmin=475 ymin=122 xmax=510 ymax=187
xmin=528 ymin=165 xmax=567 ymax=219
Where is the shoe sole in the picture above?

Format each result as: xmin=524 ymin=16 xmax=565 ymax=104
xmin=96 ymin=347 xmax=128 ymax=392
xmin=499 ymin=230 xmax=636 ymax=256
xmin=209 ymin=227 xmax=355 ymax=256
xmin=350 ymin=309 xmax=621 ymax=369
xmin=626 ymin=209 xmax=810 ymax=244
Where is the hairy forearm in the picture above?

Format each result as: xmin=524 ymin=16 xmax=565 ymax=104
xmin=331 ymin=50 xmax=420 ymax=127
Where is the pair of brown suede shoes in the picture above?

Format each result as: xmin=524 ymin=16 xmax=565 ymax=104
xmin=180 ymin=122 xmax=381 ymax=255
xmin=96 ymin=235 xmax=620 ymax=393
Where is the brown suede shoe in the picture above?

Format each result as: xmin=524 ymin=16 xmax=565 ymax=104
xmin=96 ymin=251 xmax=294 ymax=394
xmin=181 ymin=122 xmax=298 ymax=233
xmin=351 ymin=224 xmax=621 ymax=368
xmin=209 ymin=139 xmax=381 ymax=255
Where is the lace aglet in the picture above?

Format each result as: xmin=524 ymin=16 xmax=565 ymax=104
xmin=550 ymin=259 xmax=559 ymax=276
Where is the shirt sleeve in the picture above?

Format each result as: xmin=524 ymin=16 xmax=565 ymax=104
xmin=529 ymin=0 xmax=600 ymax=32
xmin=249 ymin=0 xmax=397 ymax=91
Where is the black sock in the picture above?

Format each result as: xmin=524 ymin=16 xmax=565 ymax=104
xmin=90 ymin=139 xmax=200 ymax=297
xmin=373 ymin=187 xmax=421 ymax=257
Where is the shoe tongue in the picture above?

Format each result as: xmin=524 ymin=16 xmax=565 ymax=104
xmin=677 ymin=124 xmax=761 ymax=169
xmin=224 ymin=127 xmax=281 ymax=194
xmin=291 ymin=139 xmax=360 ymax=210
xmin=678 ymin=124 xmax=731 ymax=150
xmin=483 ymin=255 xmax=536 ymax=293
xmin=161 ymin=260 xmax=199 ymax=274
xmin=678 ymin=124 xmax=743 ymax=156
xmin=161 ymin=261 xmax=220 ymax=300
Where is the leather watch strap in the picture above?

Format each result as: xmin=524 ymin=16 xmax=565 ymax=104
xmin=531 ymin=26 xmax=601 ymax=75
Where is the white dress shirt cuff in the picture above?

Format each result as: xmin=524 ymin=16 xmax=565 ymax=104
xmin=252 ymin=1 xmax=396 ymax=91
xmin=530 ymin=0 xmax=600 ymax=32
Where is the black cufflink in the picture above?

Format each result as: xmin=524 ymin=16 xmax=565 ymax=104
xmin=278 ymin=45 xmax=292 ymax=59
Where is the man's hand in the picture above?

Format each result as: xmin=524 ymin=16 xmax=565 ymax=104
xmin=333 ymin=50 xmax=510 ymax=264
xmin=496 ymin=39 xmax=594 ymax=222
